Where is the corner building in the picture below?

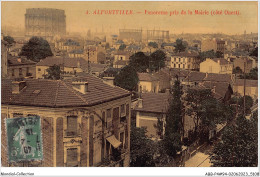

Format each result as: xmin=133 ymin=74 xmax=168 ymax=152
xmin=1 ymin=74 xmax=131 ymax=167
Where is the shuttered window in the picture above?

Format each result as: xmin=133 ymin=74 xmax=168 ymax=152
xmin=67 ymin=116 xmax=77 ymax=136
xmin=67 ymin=148 xmax=78 ymax=167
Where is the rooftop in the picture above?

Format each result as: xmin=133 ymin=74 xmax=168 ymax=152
xmin=234 ymin=79 xmax=258 ymax=87
xmin=138 ymin=72 xmax=159 ymax=82
xmin=135 ymin=92 xmax=170 ymax=113
xmin=2 ymin=76 xmax=130 ymax=108
xmin=8 ymin=56 xmax=36 ymax=66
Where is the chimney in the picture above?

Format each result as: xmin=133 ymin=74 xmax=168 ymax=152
xmin=12 ymin=81 xmax=26 ymax=94
xmin=72 ymin=80 xmax=88 ymax=94
xmin=137 ymin=98 xmax=143 ymax=108
xmin=77 ymin=61 xmax=81 ymax=68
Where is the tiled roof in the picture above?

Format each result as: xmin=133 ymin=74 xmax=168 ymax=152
xmin=36 ymin=57 xmax=88 ymax=71
xmin=202 ymin=81 xmax=231 ymax=99
xmin=203 ymin=73 xmax=232 ymax=83
xmin=169 ymin=68 xmax=190 ymax=78
xmin=135 ymin=92 xmax=170 ymax=113
xmin=184 ymin=71 xmax=206 ymax=82
xmin=234 ymin=79 xmax=258 ymax=87
xmin=2 ymin=76 xmax=130 ymax=107
xmin=8 ymin=56 xmax=36 ymax=66
xmin=138 ymin=72 xmax=159 ymax=82
xmin=172 ymin=51 xmax=199 ymax=57
xmin=211 ymin=58 xmax=229 ymax=65
xmin=114 ymin=51 xmax=130 ymax=56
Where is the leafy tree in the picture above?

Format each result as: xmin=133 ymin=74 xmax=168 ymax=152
xmin=185 ymin=88 xmax=227 ymax=142
xmin=233 ymin=66 xmax=243 ymax=74
xmin=130 ymin=121 xmax=155 ymax=167
xmin=150 ymin=50 xmax=166 ymax=72
xmin=148 ymin=42 xmax=158 ymax=48
xmin=250 ymin=47 xmax=258 ymax=57
xmin=3 ymin=35 xmax=16 ymax=50
xmin=211 ymin=112 xmax=258 ymax=167
xmin=19 ymin=36 xmax=53 ymax=62
xmin=239 ymin=67 xmax=258 ymax=80
xmin=163 ymin=78 xmax=183 ymax=157
xmin=129 ymin=52 xmax=150 ymax=72
xmin=119 ymin=44 xmax=126 ymax=51
xmin=44 ymin=64 xmax=61 ymax=80
xmin=216 ymin=51 xmax=223 ymax=58
xmin=174 ymin=39 xmax=187 ymax=53
xmin=114 ymin=65 xmax=139 ymax=91
xmin=230 ymin=95 xmax=254 ymax=115
xmin=199 ymin=50 xmax=216 ymax=62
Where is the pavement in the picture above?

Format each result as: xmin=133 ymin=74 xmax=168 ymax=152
xmin=184 ymin=152 xmax=212 ymax=167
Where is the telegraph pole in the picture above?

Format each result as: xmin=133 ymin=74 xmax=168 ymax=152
xmin=87 ymin=47 xmax=90 ymax=73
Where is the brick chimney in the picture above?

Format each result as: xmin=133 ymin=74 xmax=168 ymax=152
xmin=72 ymin=80 xmax=88 ymax=94
xmin=137 ymin=98 xmax=143 ymax=108
xmin=12 ymin=81 xmax=26 ymax=94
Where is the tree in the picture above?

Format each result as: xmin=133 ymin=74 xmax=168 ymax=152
xmin=3 ymin=35 xmax=16 ymax=50
xmin=114 ymin=65 xmax=139 ymax=91
xmin=150 ymin=50 xmax=166 ymax=72
xmin=239 ymin=67 xmax=258 ymax=80
xmin=19 ymin=36 xmax=53 ymax=62
xmin=130 ymin=121 xmax=155 ymax=167
xmin=163 ymin=78 xmax=183 ymax=157
xmin=230 ymin=95 xmax=254 ymax=115
xmin=216 ymin=51 xmax=223 ymax=58
xmin=250 ymin=47 xmax=258 ymax=57
xmin=198 ymin=50 xmax=216 ymax=62
xmin=129 ymin=52 xmax=150 ymax=72
xmin=185 ymin=88 xmax=227 ymax=142
xmin=211 ymin=112 xmax=258 ymax=167
xmin=174 ymin=39 xmax=187 ymax=53
xmin=148 ymin=42 xmax=158 ymax=48
xmin=233 ymin=66 xmax=243 ymax=74
xmin=119 ymin=44 xmax=126 ymax=51
xmin=44 ymin=64 xmax=61 ymax=80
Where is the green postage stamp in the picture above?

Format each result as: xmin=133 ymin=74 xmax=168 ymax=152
xmin=6 ymin=116 xmax=43 ymax=162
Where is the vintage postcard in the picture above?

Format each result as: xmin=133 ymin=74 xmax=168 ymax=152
xmin=1 ymin=1 xmax=258 ymax=176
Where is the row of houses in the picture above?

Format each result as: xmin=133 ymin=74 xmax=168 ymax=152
xmin=135 ymin=68 xmax=258 ymax=140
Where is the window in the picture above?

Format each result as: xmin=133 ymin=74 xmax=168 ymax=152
xmin=183 ymin=64 xmax=185 ymax=68
xmin=174 ymin=64 xmax=176 ymax=68
xmin=38 ymin=68 xmax=41 ymax=72
xmin=12 ymin=69 xmax=15 ymax=76
xmin=19 ymin=68 xmax=22 ymax=76
xmin=106 ymin=109 xmax=112 ymax=128
xmin=66 ymin=116 xmax=78 ymax=136
xmin=120 ymin=57 xmax=123 ymax=60
xmin=179 ymin=58 xmax=181 ymax=62
xmin=178 ymin=64 xmax=181 ymax=68
xmin=174 ymin=58 xmax=176 ymax=62
xmin=120 ymin=104 xmax=125 ymax=115
xmin=66 ymin=148 xmax=78 ymax=167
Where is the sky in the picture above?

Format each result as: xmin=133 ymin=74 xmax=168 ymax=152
xmin=1 ymin=1 xmax=258 ymax=35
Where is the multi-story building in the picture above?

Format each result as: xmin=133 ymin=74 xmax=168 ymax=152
xmin=201 ymin=38 xmax=225 ymax=54
xmin=200 ymin=58 xmax=233 ymax=74
xmin=7 ymin=56 xmax=36 ymax=79
xmin=233 ymin=57 xmax=258 ymax=73
xmin=1 ymin=75 xmax=131 ymax=167
xmin=135 ymin=92 xmax=170 ymax=139
xmin=25 ymin=8 xmax=66 ymax=40
xmin=170 ymin=51 xmax=200 ymax=70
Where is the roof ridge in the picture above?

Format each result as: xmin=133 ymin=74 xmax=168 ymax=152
xmin=60 ymin=80 xmax=89 ymax=104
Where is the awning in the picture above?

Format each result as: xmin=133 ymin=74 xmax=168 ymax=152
xmin=106 ymin=135 xmax=122 ymax=148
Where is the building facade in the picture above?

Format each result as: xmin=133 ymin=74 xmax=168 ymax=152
xmin=200 ymin=58 xmax=233 ymax=74
xmin=1 ymin=76 xmax=131 ymax=167
xmin=170 ymin=52 xmax=200 ymax=70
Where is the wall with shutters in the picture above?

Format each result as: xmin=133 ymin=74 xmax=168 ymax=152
xmin=80 ymin=116 xmax=88 ymax=166
xmin=56 ymin=117 xmax=64 ymax=166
